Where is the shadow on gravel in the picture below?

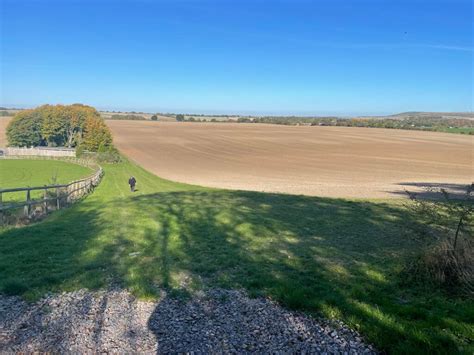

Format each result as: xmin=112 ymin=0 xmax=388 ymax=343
xmin=0 ymin=289 xmax=157 ymax=352
xmin=0 ymin=188 xmax=471 ymax=353
xmin=147 ymin=288 xmax=375 ymax=353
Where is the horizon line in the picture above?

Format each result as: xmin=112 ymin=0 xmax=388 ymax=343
xmin=1 ymin=103 xmax=473 ymax=118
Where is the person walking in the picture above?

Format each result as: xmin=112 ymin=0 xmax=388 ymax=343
xmin=128 ymin=176 xmax=137 ymax=192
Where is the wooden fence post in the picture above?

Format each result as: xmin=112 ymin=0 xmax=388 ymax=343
xmin=43 ymin=187 xmax=48 ymax=214
xmin=67 ymin=185 xmax=71 ymax=204
xmin=56 ymin=187 xmax=60 ymax=210
xmin=24 ymin=189 xmax=31 ymax=217
xmin=0 ymin=192 xmax=3 ymax=226
xmin=1 ymin=160 xmax=102 ymax=224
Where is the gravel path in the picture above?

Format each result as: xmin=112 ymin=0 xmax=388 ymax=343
xmin=0 ymin=288 xmax=377 ymax=353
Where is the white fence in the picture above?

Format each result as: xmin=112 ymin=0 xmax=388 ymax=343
xmin=0 ymin=147 xmax=76 ymax=157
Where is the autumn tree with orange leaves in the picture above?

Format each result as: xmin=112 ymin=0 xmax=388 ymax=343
xmin=6 ymin=104 xmax=113 ymax=152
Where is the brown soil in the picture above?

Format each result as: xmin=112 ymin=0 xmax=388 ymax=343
xmin=107 ymin=121 xmax=473 ymax=198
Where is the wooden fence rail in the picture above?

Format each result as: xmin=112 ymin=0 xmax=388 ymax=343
xmin=0 ymin=163 xmax=103 ymax=225
xmin=0 ymin=146 xmax=76 ymax=157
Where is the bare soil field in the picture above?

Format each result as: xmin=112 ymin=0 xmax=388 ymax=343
xmin=107 ymin=121 xmax=473 ymax=198
xmin=0 ymin=118 xmax=12 ymax=147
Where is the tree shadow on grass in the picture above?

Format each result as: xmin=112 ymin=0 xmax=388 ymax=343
xmin=0 ymin=189 xmax=471 ymax=353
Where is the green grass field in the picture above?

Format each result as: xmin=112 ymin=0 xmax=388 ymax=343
xmin=433 ymin=127 xmax=474 ymax=135
xmin=0 ymin=159 xmax=93 ymax=203
xmin=0 ymin=159 xmax=472 ymax=354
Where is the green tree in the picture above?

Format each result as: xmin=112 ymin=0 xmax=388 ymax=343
xmin=6 ymin=104 xmax=112 ymax=151
xmin=151 ymin=114 xmax=158 ymax=121
xmin=81 ymin=115 xmax=113 ymax=151
xmin=176 ymin=114 xmax=185 ymax=122
xmin=40 ymin=105 xmax=69 ymax=146
xmin=66 ymin=104 xmax=101 ymax=147
xmin=6 ymin=109 xmax=43 ymax=147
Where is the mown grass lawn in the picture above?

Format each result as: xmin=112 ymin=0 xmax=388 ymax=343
xmin=0 ymin=159 xmax=472 ymax=354
xmin=0 ymin=159 xmax=93 ymax=202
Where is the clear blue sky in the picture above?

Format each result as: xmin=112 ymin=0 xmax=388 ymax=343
xmin=1 ymin=0 xmax=472 ymax=115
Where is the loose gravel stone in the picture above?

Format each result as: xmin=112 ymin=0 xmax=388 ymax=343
xmin=0 ymin=288 xmax=377 ymax=353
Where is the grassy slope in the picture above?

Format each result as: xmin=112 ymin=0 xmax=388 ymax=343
xmin=0 ymin=160 xmax=93 ymax=202
xmin=434 ymin=127 xmax=474 ymax=135
xmin=0 ymin=160 xmax=472 ymax=354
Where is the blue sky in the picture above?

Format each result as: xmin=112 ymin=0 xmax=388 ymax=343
xmin=1 ymin=0 xmax=472 ymax=115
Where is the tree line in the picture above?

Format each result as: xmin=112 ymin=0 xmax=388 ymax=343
xmin=6 ymin=104 xmax=114 ymax=151
xmin=170 ymin=113 xmax=473 ymax=134
xmin=107 ymin=114 xmax=147 ymax=120
xmin=236 ymin=116 xmax=474 ymax=134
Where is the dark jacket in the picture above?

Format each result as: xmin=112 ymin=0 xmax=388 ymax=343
xmin=128 ymin=177 xmax=136 ymax=186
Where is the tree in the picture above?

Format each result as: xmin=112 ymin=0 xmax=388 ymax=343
xmin=40 ymin=105 xmax=68 ymax=146
xmin=81 ymin=115 xmax=113 ymax=151
xmin=109 ymin=114 xmax=146 ymax=120
xmin=6 ymin=104 xmax=112 ymax=152
xmin=66 ymin=104 xmax=101 ymax=147
xmin=176 ymin=114 xmax=185 ymax=122
xmin=151 ymin=114 xmax=158 ymax=121
xmin=6 ymin=109 xmax=43 ymax=147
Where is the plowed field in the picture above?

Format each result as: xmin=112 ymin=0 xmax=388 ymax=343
xmin=83 ymin=121 xmax=474 ymax=198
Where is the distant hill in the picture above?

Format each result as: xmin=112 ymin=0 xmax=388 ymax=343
xmin=364 ymin=112 xmax=474 ymax=120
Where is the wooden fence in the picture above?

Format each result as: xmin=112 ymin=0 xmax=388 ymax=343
xmin=0 ymin=160 xmax=103 ymax=225
xmin=0 ymin=147 xmax=76 ymax=157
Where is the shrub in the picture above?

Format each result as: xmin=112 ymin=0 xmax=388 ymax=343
xmin=404 ymin=185 xmax=474 ymax=295
xmin=151 ymin=114 xmax=158 ymax=121
xmin=75 ymin=145 xmax=85 ymax=158
xmin=406 ymin=239 xmax=473 ymax=294
xmin=96 ymin=145 xmax=121 ymax=163
xmin=176 ymin=114 xmax=185 ymax=122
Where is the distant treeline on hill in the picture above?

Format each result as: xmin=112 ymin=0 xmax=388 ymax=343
xmin=0 ymin=107 xmax=25 ymax=111
xmin=108 ymin=114 xmax=147 ymax=120
xmin=236 ymin=115 xmax=474 ymax=134
xmin=167 ymin=113 xmax=241 ymax=118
